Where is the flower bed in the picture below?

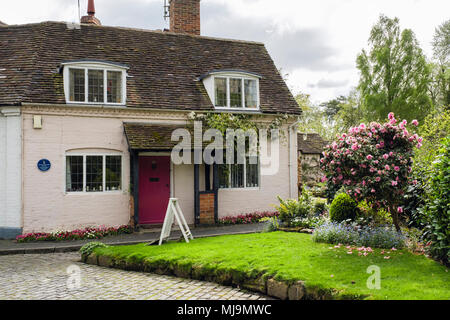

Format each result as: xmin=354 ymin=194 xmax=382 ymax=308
xmin=312 ymin=221 xmax=405 ymax=249
xmin=217 ymin=211 xmax=278 ymax=225
xmin=16 ymin=225 xmax=133 ymax=243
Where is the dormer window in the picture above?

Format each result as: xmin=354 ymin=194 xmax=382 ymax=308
xmin=62 ymin=60 xmax=128 ymax=105
xmin=201 ymin=70 xmax=261 ymax=110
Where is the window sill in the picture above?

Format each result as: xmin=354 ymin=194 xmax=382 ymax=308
xmin=65 ymin=101 xmax=126 ymax=107
xmin=218 ymin=187 xmax=260 ymax=191
xmin=64 ymin=191 xmax=125 ymax=195
xmin=214 ymin=107 xmax=260 ymax=112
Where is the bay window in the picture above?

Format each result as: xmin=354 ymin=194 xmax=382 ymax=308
xmin=66 ymin=154 xmax=122 ymax=193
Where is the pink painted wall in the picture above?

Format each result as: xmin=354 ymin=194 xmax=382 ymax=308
xmin=21 ymin=108 xmax=295 ymax=232
xmin=22 ymin=113 xmax=131 ymax=233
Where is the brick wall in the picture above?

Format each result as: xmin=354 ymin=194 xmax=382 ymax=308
xmin=170 ymin=0 xmax=200 ymax=35
xmin=199 ymin=192 xmax=215 ymax=225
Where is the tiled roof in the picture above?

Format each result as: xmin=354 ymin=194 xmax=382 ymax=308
xmin=0 ymin=21 xmax=301 ymax=114
xmin=124 ymin=123 xmax=188 ymax=150
xmin=297 ymin=133 xmax=328 ymax=154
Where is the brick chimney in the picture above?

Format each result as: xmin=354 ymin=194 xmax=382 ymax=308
xmin=169 ymin=0 xmax=200 ymax=35
xmin=81 ymin=0 xmax=101 ymax=25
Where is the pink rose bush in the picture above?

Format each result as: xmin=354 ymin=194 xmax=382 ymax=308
xmin=320 ymin=113 xmax=422 ymax=231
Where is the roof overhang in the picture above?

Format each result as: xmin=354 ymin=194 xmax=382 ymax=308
xmin=60 ymin=59 xmax=130 ymax=70
xmin=198 ymin=69 xmax=262 ymax=81
xmin=124 ymin=123 xmax=189 ymax=151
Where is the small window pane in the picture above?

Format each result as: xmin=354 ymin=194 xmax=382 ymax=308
xmin=107 ymin=71 xmax=122 ymax=103
xmin=88 ymin=70 xmax=104 ymax=103
xmin=230 ymin=163 xmax=244 ymax=188
xmin=214 ymin=77 xmax=227 ymax=107
xmin=86 ymin=156 xmax=103 ymax=192
xmin=230 ymin=78 xmax=242 ymax=108
xmin=218 ymin=164 xmax=229 ymax=188
xmin=69 ymin=69 xmax=85 ymax=102
xmin=245 ymin=79 xmax=258 ymax=108
xmin=106 ymin=156 xmax=122 ymax=191
xmin=66 ymin=156 xmax=83 ymax=192
xmin=246 ymin=156 xmax=259 ymax=187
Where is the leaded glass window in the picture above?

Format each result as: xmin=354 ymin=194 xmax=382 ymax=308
xmin=88 ymin=70 xmax=104 ymax=103
xmin=69 ymin=69 xmax=85 ymax=102
xmin=214 ymin=77 xmax=227 ymax=107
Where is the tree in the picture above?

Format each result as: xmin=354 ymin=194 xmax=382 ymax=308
xmin=333 ymin=89 xmax=365 ymax=133
xmin=320 ymin=95 xmax=347 ymax=121
xmin=431 ymin=19 xmax=450 ymax=107
xmin=296 ymin=92 xmax=330 ymax=139
xmin=357 ymin=15 xmax=432 ymax=123
xmin=320 ymin=113 xmax=422 ymax=232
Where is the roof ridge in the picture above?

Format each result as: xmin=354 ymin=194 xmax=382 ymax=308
xmin=2 ymin=21 xmax=265 ymax=46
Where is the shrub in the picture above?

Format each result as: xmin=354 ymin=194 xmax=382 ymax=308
xmin=357 ymin=200 xmax=392 ymax=225
xmin=320 ymin=113 xmax=422 ymax=231
xmin=313 ymin=198 xmax=328 ymax=215
xmin=275 ymin=187 xmax=314 ymax=226
xmin=261 ymin=216 xmax=280 ymax=232
xmin=422 ymin=136 xmax=450 ymax=265
xmin=329 ymin=193 xmax=358 ymax=222
xmin=80 ymin=242 xmax=109 ymax=256
xmin=290 ymin=215 xmax=328 ymax=229
xmin=312 ymin=222 xmax=406 ymax=249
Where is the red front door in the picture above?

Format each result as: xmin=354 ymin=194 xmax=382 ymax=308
xmin=138 ymin=156 xmax=170 ymax=224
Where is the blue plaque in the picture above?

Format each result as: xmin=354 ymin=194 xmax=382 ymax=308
xmin=37 ymin=159 xmax=51 ymax=172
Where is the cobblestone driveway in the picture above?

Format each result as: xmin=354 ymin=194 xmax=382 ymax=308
xmin=0 ymin=253 xmax=269 ymax=300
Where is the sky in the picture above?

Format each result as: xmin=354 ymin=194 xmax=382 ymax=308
xmin=1 ymin=0 xmax=449 ymax=104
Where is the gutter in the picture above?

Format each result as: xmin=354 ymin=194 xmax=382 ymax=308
xmin=288 ymin=118 xmax=300 ymax=198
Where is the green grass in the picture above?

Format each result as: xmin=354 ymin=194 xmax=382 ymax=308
xmin=94 ymin=232 xmax=450 ymax=300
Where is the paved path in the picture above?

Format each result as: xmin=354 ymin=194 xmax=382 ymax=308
xmin=0 ymin=223 xmax=267 ymax=255
xmin=0 ymin=252 xmax=270 ymax=300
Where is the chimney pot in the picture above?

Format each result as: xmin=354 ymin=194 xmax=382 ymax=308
xmin=169 ymin=0 xmax=200 ymax=35
xmin=81 ymin=0 xmax=101 ymax=25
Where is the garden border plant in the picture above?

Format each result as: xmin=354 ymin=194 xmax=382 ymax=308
xmin=320 ymin=113 xmax=423 ymax=231
xmin=16 ymin=225 xmax=133 ymax=243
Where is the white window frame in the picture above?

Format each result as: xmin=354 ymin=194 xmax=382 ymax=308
xmin=219 ymin=157 xmax=260 ymax=190
xmin=62 ymin=61 xmax=128 ymax=106
xmin=203 ymin=72 xmax=260 ymax=110
xmin=64 ymin=152 xmax=123 ymax=194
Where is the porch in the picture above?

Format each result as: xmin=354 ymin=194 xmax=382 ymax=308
xmin=124 ymin=122 xmax=219 ymax=228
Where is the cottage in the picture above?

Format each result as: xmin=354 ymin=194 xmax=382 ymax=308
xmin=0 ymin=0 xmax=301 ymax=239
xmin=297 ymin=133 xmax=327 ymax=188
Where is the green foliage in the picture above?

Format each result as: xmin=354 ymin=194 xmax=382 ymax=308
xmin=313 ymin=198 xmax=328 ymax=215
xmin=357 ymin=200 xmax=392 ymax=225
xmin=329 ymin=193 xmax=358 ymax=222
xmin=275 ymin=187 xmax=314 ymax=226
xmin=262 ymin=216 xmax=280 ymax=232
xmin=422 ymin=136 xmax=450 ymax=265
xmin=357 ymin=15 xmax=432 ymax=123
xmin=414 ymin=110 xmax=450 ymax=174
xmin=432 ymin=19 xmax=450 ymax=64
xmin=79 ymin=242 xmax=109 ymax=256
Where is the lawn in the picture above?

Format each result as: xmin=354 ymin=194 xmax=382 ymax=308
xmin=93 ymin=232 xmax=450 ymax=300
